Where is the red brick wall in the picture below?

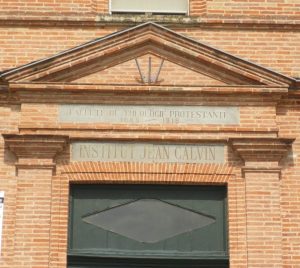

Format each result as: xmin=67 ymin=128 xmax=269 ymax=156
xmin=190 ymin=0 xmax=207 ymax=16
xmin=1 ymin=91 xmax=299 ymax=267
xmin=0 ymin=0 xmax=299 ymax=17
xmin=13 ymin=168 xmax=53 ymax=268
xmin=1 ymin=92 xmax=300 ymax=268
xmin=0 ymin=2 xmax=299 ymax=268
xmin=206 ymin=0 xmax=300 ymax=17
xmin=0 ymin=0 xmax=94 ymax=15
xmin=277 ymin=96 xmax=300 ymax=267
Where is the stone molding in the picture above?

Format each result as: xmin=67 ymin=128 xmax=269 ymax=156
xmin=7 ymin=83 xmax=289 ymax=95
xmin=3 ymin=134 xmax=68 ymax=171
xmin=3 ymin=135 xmax=294 ymax=177
xmin=229 ymin=138 xmax=294 ymax=177
xmin=241 ymin=167 xmax=282 ymax=178
xmin=230 ymin=138 xmax=293 ymax=162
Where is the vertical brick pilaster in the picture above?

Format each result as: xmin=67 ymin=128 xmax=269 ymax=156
xmin=3 ymin=135 xmax=68 ymax=268
xmin=49 ymin=175 xmax=69 ymax=268
xmin=230 ymin=138 xmax=293 ymax=268
xmin=14 ymin=168 xmax=53 ymax=268
xmin=244 ymin=170 xmax=282 ymax=267
xmin=228 ymin=177 xmax=248 ymax=268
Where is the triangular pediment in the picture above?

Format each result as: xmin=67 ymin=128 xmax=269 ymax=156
xmin=0 ymin=22 xmax=296 ymax=87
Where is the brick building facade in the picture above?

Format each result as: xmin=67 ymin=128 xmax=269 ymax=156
xmin=0 ymin=1 xmax=300 ymax=267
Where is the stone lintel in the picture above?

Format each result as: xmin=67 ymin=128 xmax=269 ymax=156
xmin=3 ymin=134 xmax=68 ymax=170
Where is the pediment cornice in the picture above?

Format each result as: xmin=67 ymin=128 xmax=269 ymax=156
xmin=7 ymin=82 xmax=289 ymax=96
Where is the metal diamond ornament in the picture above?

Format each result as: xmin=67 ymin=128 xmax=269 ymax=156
xmin=82 ymin=199 xmax=215 ymax=243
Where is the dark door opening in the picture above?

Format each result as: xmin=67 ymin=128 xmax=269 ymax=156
xmin=68 ymin=185 xmax=228 ymax=268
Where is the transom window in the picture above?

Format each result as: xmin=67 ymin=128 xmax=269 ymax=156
xmin=110 ymin=0 xmax=189 ymax=15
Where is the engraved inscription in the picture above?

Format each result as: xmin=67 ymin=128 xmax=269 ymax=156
xmin=59 ymin=105 xmax=239 ymax=125
xmin=72 ymin=142 xmax=225 ymax=164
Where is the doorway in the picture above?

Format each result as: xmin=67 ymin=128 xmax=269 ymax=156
xmin=68 ymin=185 xmax=228 ymax=267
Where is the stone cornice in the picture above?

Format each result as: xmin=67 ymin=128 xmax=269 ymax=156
xmin=7 ymin=83 xmax=289 ymax=95
xmin=229 ymin=138 xmax=294 ymax=163
xmin=3 ymin=135 xmax=68 ymax=170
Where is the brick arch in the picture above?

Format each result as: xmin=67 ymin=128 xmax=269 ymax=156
xmin=60 ymin=162 xmax=235 ymax=184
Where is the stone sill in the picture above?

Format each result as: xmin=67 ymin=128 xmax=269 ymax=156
xmin=0 ymin=13 xmax=299 ymax=29
xmin=96 ymin=14 xmax=300 ymax=27
xmin=97 ymin=14 xmax=193 ymax=26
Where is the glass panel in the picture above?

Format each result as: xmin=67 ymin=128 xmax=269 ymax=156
xmin=111 ymin=0 xmax=189 ymax=14
xmin=83 ymin=199 xmax=215 ymax=243
xmin=69 ymin=185 xmax=228 ymax=258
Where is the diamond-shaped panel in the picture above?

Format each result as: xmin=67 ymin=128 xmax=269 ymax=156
xmin=83 ymin=199 xmax=215 ymax=243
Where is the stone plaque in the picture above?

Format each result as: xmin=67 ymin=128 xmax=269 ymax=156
xmin=59 ymin=104 xmax=239 ymax=125
xmin=71 ymin=142 xmax=225 ymax=164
